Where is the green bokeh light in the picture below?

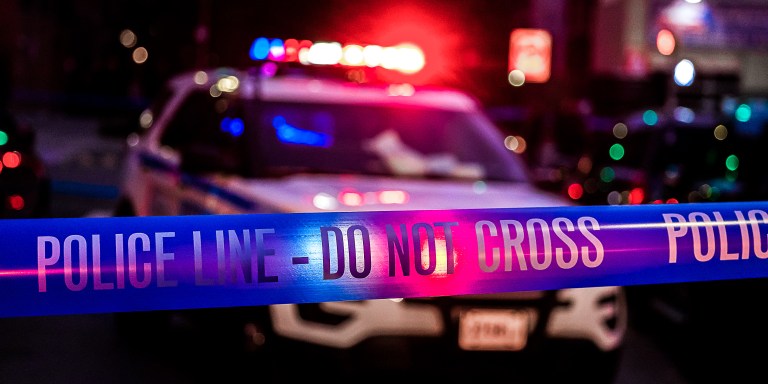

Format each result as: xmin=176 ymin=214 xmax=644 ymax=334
xmin=735 ymin=104 xmax=751 ymax=122
xmin=609 ymin=143 xmax=625 ymax=160
xmin=725 ymin=154 xmax=739 ymax=171
xmin=0 ymin=130 xmax=7 ymax=146
xmin=600 ymin=167 xmax=615 ymax=183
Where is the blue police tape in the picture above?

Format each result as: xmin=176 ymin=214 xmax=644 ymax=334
xmin=2 ymin=201 xmax=768 ymax=318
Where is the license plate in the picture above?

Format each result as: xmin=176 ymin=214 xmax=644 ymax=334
xmin=458 ymin=308 xmax=531 ymax=351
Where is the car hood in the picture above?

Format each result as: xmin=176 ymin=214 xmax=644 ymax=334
xmin=221 ymin=174 xmax=571 ymax=213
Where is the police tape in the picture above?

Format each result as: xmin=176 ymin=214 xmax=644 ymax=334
xmin=2 ymin=201 xmax=768 ymax=318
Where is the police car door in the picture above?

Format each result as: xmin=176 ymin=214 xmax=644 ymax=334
xmin=154 ymin=89 xmax=247 ymax=216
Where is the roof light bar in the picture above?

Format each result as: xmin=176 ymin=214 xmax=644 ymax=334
xmin=249 ymin=37 xmax=425 ymax=74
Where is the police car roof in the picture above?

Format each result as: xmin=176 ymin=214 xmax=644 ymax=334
xmin=168 ymin=66 xmax=481 ymax=112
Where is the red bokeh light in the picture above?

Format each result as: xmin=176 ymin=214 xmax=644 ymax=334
xmin=567 ymin=183 xmax=583 ymax=200
xmin=9 ymin=195 xmax=25 ymax=211
xmin=378 ymin=190 xmax=409 ymax=204
xmin=656 ymin=29 xmax=676 ymax=56
xmin=339 ymin=190 xmax=364 ymax=206
xmin=2 ymin=151 xmax=21 ymax=168
xmin=628 ymin=187 xmax=644 ymax=205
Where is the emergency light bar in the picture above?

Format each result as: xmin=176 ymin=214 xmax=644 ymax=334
xmin=249 ymin=37 xmax=426 ymax=74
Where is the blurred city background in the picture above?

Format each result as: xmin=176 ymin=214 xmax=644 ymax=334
xmin=2 ymin=0 xmax=768 ymax=383
xmin=4 ymin=0 xmax=768 ymax=210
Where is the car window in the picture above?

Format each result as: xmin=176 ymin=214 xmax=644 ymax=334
xmin=161 ymin=90 xmax=247 ymax=174
xmin=241 ymin=100 xmax=528 ymax=182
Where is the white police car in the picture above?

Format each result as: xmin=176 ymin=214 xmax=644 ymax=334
xmin=114 ymin=40 xmax=627 ymax=382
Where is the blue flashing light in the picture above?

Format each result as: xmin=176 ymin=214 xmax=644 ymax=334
xmin=221 ymin=117 xmax=245 ymax=137
xmin=269 ymin=38 xmax=285 ymax=61
xmin=272 ymin=115 xmax=331 ymax=147
xmin=250 ymin=37 xmax=270 ymax=60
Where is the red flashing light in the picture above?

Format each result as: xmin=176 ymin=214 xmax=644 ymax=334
xmin=508 ymin=28 xmax=552 ymax=83
xmin=339 ymin=190 xmax=364 ymax=206
xmin=284 ymin=39 xmax=300 ymax=62
xmin=378 ymin=190 xmax=409 ymax=204
xmin=628 ymin=187 xmax=644 ymax=205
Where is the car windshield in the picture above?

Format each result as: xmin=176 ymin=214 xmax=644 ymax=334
xmin=238 ymin=100 xmax=529 ymax=182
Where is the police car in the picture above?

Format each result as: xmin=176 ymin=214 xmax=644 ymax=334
xmin=114 ymin=38 xmax=627 ymax=382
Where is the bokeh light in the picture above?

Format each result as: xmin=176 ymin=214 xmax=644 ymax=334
xmin=577 ymin=156 xmax=592 ymax=174
xmin=504 ymin=135 xmax=527 ymax=154
xmin=268 ymin=38 xmax=286 ymax=61
xmin=339 ymin=190 xmax=364 ymax=206
xmin=119 ymin=29 xmax=136 ymax=48
xmin=642 ymin=110 xmax=658 ymax=126
xmin=392 ymin=43 xmax=426 ymax=74
xmin=341 ymin=44 xmax=365 ymax=66
xmin=2 ymin=151 xmax=21 ymax=168
xmin=0 ymin=130 xmax=7 ymax=146
xmin=308 ymin=42 xmax=343 ymax=65
xmin=673 ymin=106 xmax=695 ymax=123
xmin=362 ymin=45 xmax=383 ymax=67
xmin=609 ymin=143 xmax=625 ymax=160
xmin=725 ymin=154 xmax=739 ymax=171
xmin=612 ymin=123 xmax=628 ymax=139
xmin=312 ymin=192 xmax=337 ymax=210
xmin=508 ymin=69 xmax=526 ymax=87
xmin=139 ymin=110 xmax=153 ymax=129
xmin=209 ymin=85 xmax=222 ymax=97
xmin=735 ymin=104 xmax=752 ymax=122
xmin=378 ymin=190 xmax=409 ymax=204
xmin=216 ymin=76 xmax=240 ymax=92
xmin=132 ymin=47 xmax=148 ymax=64
xmin=567 ymin=183 xmax=583 ymax=200
xmin=193 ymin=71 xmax=208 ymax=85
xmin=250 ymin=37 xmax=270 ymax=60
xmin=656 ymin=29 xmax=675 ymax=55
xmin=600 ymin=167 xmax=615 ymax=183
xmin=674 ymin=59 xmax=695 ymax=86
xmin=472 ymin=180 xmax=487 ymax=194
xmin=714 ymin=124 xmax=728 ymax=140
xmin=387 ymin=83 xmax=415 ymax=96
xmin=8 ymin=195 xmax=24 ymax=211
xmin=607 ymin=191 xmax=622 ymax=205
